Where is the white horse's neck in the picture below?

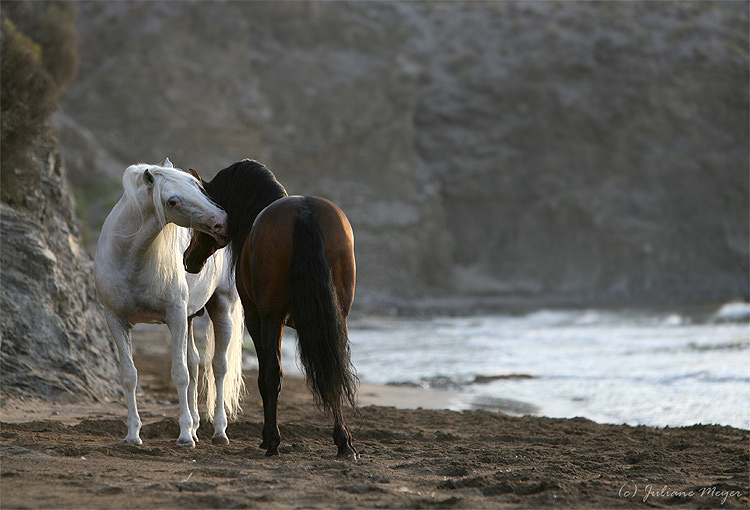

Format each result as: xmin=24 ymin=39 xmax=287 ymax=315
xmin=107 ymin=191 xmax=183 ymax=294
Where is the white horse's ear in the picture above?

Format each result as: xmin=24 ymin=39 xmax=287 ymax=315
xmin=163 ymin=157 xmax=173 ymax=168
xmin=143 ymin=169 xmax=155 ymax=187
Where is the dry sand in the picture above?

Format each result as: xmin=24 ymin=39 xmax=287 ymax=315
xmin=1 ymin=327 xmax=748 ymax=509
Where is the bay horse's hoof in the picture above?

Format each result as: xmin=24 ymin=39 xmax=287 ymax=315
xmin=264 ymin=448 xmax=279 ymax=457
xmin=212 ymin=435 xmax=230 ymax=445
xmin=337 ymin=449 xmax=360 ymax=461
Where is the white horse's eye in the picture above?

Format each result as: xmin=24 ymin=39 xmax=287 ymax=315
xmin=167 ymin=197 xmax=180 ymax=208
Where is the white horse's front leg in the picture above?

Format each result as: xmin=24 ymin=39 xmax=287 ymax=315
xmin=105 ymin=312 xmax=142 ymax=445
xmin=167 ymin=306 xmax=195 ymax=447
xmin=186 ymin=316 xmax=200 ymax=443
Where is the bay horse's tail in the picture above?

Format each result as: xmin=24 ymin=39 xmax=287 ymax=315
xmin=290 ymin=201 xmax=357 ymax=418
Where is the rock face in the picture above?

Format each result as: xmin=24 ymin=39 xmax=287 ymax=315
xmin=59 ymin=2 xmax=748 ymax=307
xmin=1 ymin=1 xmax=121 ymax=402
xmin=1 ymin=133 xmax=120 ymax=401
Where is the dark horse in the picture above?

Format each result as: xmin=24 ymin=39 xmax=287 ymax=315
xmin=183 ymin=160 xmax=358 ymax=460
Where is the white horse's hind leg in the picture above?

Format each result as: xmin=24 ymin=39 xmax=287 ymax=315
xmin=186 ymin=316 xmax=200 ymax=443
xmin=207 ymin=300 xmax=232 ymax=445
xmin=167 ymin=306 xmax=195 ymax=447
xmin=105 ymin=312 xmax=142 ymax=445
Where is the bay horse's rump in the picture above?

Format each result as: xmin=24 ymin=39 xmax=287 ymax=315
xmin=238 ymin=196 xmax=355 ymax=320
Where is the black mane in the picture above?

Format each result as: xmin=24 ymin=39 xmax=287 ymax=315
xmin=205 ymin=159 xmax=288 ymax=266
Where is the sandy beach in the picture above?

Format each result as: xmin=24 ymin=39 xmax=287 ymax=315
xmin=1 ymin=327 xmax=748 ymax=510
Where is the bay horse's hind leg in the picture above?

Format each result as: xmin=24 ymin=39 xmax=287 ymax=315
xmin=242 ymin=310 xmax=269 ymax=450
xmin=259 ymin=316 xmax=284 ymax=457
xmin=333 ymin=415 xmax=359 ymax=461
xmin=104 ymin=311 xmax=142 ymax=445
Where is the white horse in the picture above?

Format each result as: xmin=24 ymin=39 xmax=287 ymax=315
xmin=95 ymin=159 xmax=244 ymax=447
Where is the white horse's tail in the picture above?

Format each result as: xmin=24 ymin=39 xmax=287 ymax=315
xmin=202 ymin=298 xmax=246 ymax=421
xmin=223 ymin=298 xmax=246 ymax=419
xmin=200 ymin=319 xmax=215 ymax=419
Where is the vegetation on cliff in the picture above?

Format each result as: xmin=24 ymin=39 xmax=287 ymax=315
xmin=1 ymin=1 xmax=77 ymax=196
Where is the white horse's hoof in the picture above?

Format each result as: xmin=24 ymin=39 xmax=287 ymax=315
xmin=212 ymin=434 xmax=229 ymax=445
xmin=123 ymin=437 xmax=142 ymax=446
xmin=176 ymin=437 xmax=196 ymax=448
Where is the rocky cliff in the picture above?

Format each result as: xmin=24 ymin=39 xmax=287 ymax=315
xmin=1 ymin=138 xmax=120 ymax=401
xmin=1 ymin=2 xmax=120 ymax=401
xmin=58 ymin=1 xmax=748 ymax=308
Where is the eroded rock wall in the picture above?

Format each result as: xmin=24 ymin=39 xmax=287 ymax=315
xmin=1 ymin=135 xmax=120 ymax=401
xmin=1 ymin=1 xmax=120 ymax=400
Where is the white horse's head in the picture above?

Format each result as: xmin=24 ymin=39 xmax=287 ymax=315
xmin=123 ymin=159 xmax=228 ymax=242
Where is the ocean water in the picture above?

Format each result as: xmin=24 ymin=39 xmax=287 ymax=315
xmin=292 ymin=304 xmax=750 ymax=430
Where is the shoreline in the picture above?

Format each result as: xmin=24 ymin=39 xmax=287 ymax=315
xmin=0 ymin=372 xmax=533 ymax=426
xmin=2 ymin=367 xmax=745 ymax=433
xmin=357 ymin=381 xmax=542 ymax=418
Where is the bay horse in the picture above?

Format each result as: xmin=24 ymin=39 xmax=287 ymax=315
xmin=95 ymin=159 xmax=245 ymax=448
xmin=183 ymin=159 xmax=358 ymax=460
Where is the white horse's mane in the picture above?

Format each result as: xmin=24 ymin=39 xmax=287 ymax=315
xmin=120 ymin=162 xmax=195 ymax=296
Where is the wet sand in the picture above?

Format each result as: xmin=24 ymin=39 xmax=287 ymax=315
xmin=1 ymin=331 xmax=748 ymax=509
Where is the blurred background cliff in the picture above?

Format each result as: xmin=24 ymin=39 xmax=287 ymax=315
xmin=55 ymin=1 xmax=748 ymax=310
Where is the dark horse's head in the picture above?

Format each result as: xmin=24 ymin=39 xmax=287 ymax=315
xmin=184 ymin=230 xmax=221 ymax=273
xmin=183 ymin=168 xmax=227 ymax=274
xmin=183 ymin=159 xmax=288 ymax=274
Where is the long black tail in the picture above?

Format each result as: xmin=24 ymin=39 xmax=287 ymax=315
xmin=290 ymin=200 xmax=357 ymax=417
